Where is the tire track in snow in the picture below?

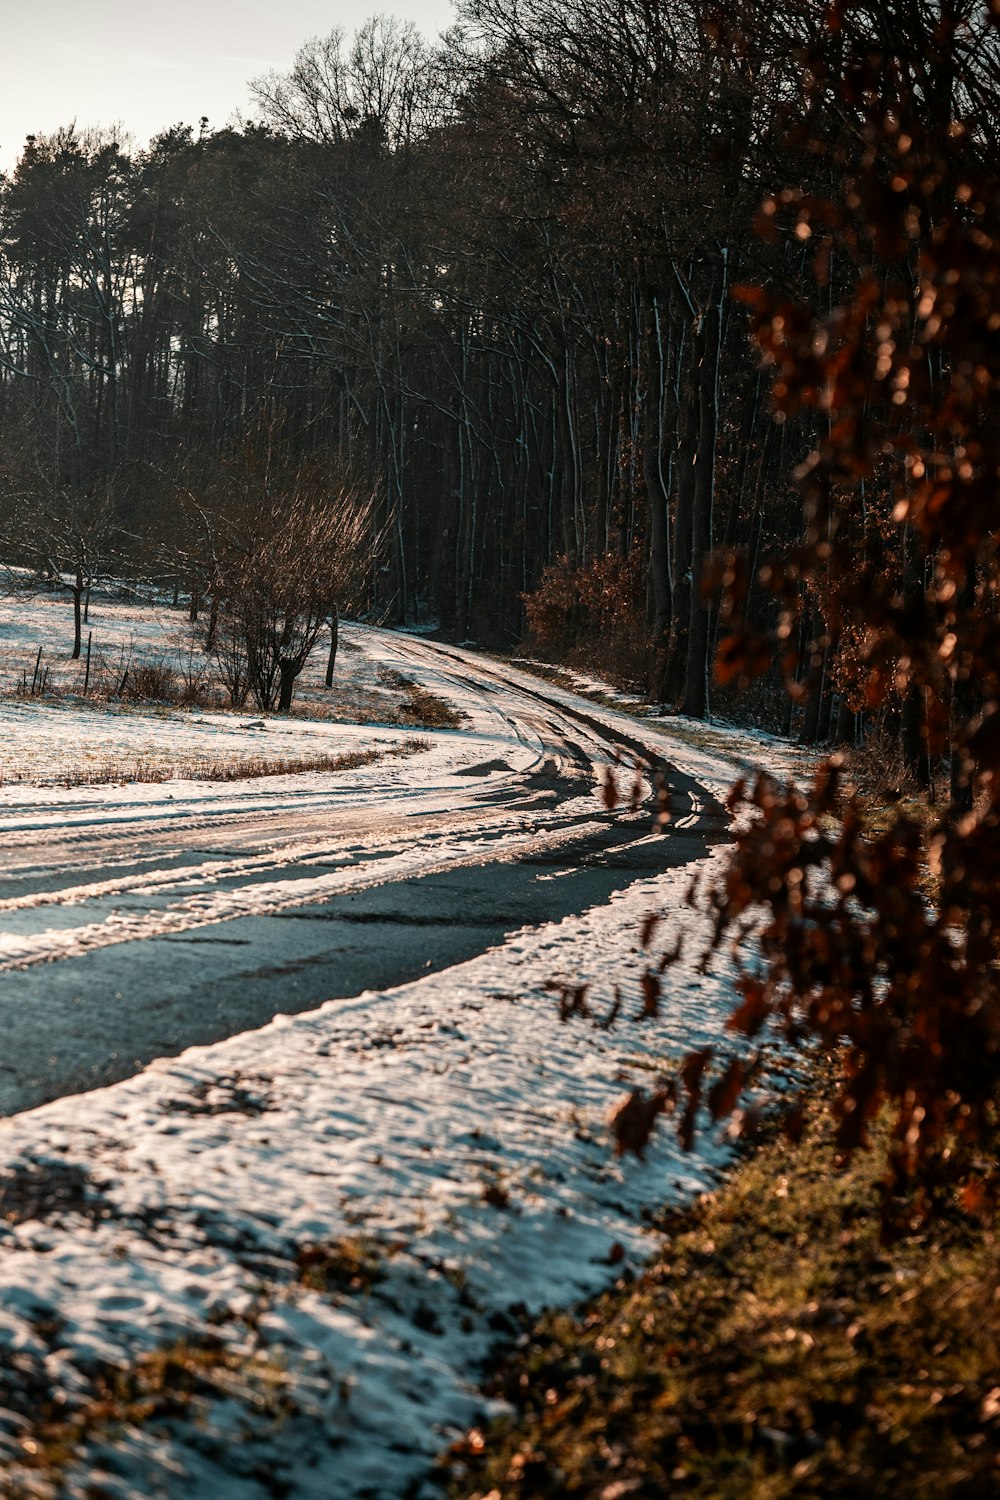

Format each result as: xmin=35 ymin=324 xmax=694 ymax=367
xmin=0 ymin=815 xmax=627 ymax=970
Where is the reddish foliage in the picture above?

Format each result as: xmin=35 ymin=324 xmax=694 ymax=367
xmin=707 ymin=1058 xmax=747 ymax=1123
xmin=607 ymin=1085 xmax=674 ymax=1159
xmin=638 ymin=971 xmax=661 ymax=1020
xmin=522 ymin=549 xmax=648 ymax=685
xmin=639 ymin=914 xmax=660 ymax=949
xmin=704 ymin=2 xmax=1000 ymax=1224
xmin=545 ymin=980 xmax=591 ymax=1023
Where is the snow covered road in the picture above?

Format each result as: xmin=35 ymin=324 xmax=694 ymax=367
xmin=0 ymin=629 xmax=726 ymax=1117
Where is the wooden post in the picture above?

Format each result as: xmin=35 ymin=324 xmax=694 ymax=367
xmin=325 ymin=605 xmax=339 ymax=688
xmin=84 ymin=631 xmax=93 ymax=695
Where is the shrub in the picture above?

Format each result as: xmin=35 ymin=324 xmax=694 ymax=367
xmin=522 ymin=549 xmax=647 ymax=688
xmin=120 ymin=660 xmax=176 ymax=703
xmin=698 ymin=3 xmax=1000 ymax=1226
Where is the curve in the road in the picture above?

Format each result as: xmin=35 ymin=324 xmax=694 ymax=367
xmin=0 ymin=630 xmax=727 ymax=1116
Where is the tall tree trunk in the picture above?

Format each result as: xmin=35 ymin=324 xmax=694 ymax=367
xmin=642 ymin=280 xmax=673 ymax=700
xmin=799 ymin=617 xmax=829 ymax=745
xmin=833 ymin=691 xmax=857 ymax=746
xmin=950 ymin=567 xmax=978 ymax=813
xmin=663 ymin=318 xmax=694 ymax=704
xmin=682 ymin=255 xmax=727 ymax=720
xmin=277 ymin=660 xmax=299 ymax=713
xmin=206 ymin=592 xmax=219 ymax=655
xmin=901 ymin=681 xmax=931 ymax=788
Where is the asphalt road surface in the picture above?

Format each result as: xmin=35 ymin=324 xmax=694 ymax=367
xmin=0 ymin=632 xmax=725 ymax=1116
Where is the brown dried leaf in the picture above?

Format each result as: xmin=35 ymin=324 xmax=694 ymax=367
xmin=707 ymin=1058 xmax=746 ymax=1121
xmin=638 ymin=971 xmax=661 ymax=1020
xmin=606 ymin=1087 xmax=669 ymax=1159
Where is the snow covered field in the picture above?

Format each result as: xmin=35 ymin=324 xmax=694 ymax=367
xmin=0 ymin=579 xmax=428 ymax=786
xmin=0 ymin=586 xmax=811 ymax=1498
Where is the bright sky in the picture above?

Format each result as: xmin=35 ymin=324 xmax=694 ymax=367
xmin=0 ymin=0 xmax=458 ymax=174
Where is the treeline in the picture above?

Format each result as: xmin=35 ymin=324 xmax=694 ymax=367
xmin=1 ymin=0 xmax=993 ymax=739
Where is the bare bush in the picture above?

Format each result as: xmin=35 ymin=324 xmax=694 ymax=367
xmin=212 ymin=616 xmax=253 ymax=708
xmin=174 ymin=649 xmax=216 ymax=708
xmin=120 ymin=660 xmax=176 ymax=703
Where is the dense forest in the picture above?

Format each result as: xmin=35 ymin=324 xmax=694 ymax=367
xmin=0 ymin=0 xmax=996 ymax=744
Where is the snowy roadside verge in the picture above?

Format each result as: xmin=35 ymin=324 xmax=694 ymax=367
xmin=0 ymin=690 xmax=808 ymax=1499
xmin=0 ymin=840 xmax=781 ymax=1500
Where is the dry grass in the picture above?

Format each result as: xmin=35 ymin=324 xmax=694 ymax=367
xmin=444 ymin=1074 xmax=1000 ymax=1499
xmin=7 ymin=1337 xmax=294 ymax=1495
xmin=0 ymin=738 xmax=428 ymax=789
xmin=8 ymin=648 xmax=221 ymax=711
xmin=818 ymin=736 xmax=948 ymax=906
xmin=377 ymin=667 xmax=466 ymax=729
xmin=296 ymin=1234 xmax=387 ymax=1297
xmin=117 ymin=657 xmax=216 ymax=708
xmin=5 ymin=636 xmax=457 ymax=729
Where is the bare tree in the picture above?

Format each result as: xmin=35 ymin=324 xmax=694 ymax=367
xmin=7 ymin=440 xmax=121 ymax=658
xmin=250 ymin=16 xmax=442 ymax=151
xmin=212 ymin=460 xmax=378 ymax=713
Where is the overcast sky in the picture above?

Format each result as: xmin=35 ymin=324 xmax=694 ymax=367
xmin=1 ymin=0 xmax=458 ymax=174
